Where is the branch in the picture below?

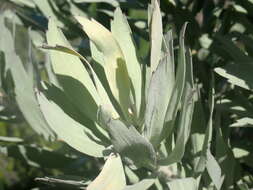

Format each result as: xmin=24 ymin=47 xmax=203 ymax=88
xmin=35 ymin=176 xmax=88 ymax=189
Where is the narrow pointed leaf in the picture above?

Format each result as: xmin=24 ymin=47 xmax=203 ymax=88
xmin=37 ymin=92 xmax=106 ymax=157
xmin=0 ymin=16 xmax=15 ymax=56
xmin=111 ymin=7 xmax=142 ymax=117
xmin=214 ymin=35 xmax=253 ymax=90
xmin=41 ymin=44 xmax=118 ymax=118
xmin=206 ymin=150 xmax=224 ymax=190
xmin=75 ymin=16 xmax=131 ymax=117
xmin=231 ymin=117 xmax=253 ymax=127
xmin=162 ymin=23 xmax=188 ymax=140
xmin=87 ymin=154 xmax=126 ymax=190
xmin=215 ymin=64 xmax=253 ymax=90
xmin=144 ymin=55 xmax=174 ymax=148
xmin=163 ymin=30 xmax=175 ymax=75
xmin=150 ymin=0 xmax=163 ymax=72
xmin=0 ymin=18 xmax=54 ymax=139
xmin=43 ymin=83 xmax=110 ymax=145
xmin=124 ymin=166 xmax=139 ymax=184
xmin=159 ymin=48 xmax=195 ymax=165
xmin=162 ymin=30 xmax=175 ymax=89
xmin=9 ymin=68 xmax=54 ymax=139
xmin=46 ymin=18 xmax=100 ymax=121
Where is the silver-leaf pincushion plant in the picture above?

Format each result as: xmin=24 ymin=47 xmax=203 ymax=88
xmin=15 ymin=0 xmax=195 ymax=189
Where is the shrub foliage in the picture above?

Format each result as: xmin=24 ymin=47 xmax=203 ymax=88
xmin=0 ymin=0 xmax=253 ymax=189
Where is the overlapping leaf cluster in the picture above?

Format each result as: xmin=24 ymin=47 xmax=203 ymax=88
xmin=35 ymin=1 xmax=195 ymax=188
xmin=1 ymin=0 xmax=253 ymax=190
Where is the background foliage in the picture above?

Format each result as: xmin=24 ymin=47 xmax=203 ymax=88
xmin=0 ymin=0 xmax=253 ymax=189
